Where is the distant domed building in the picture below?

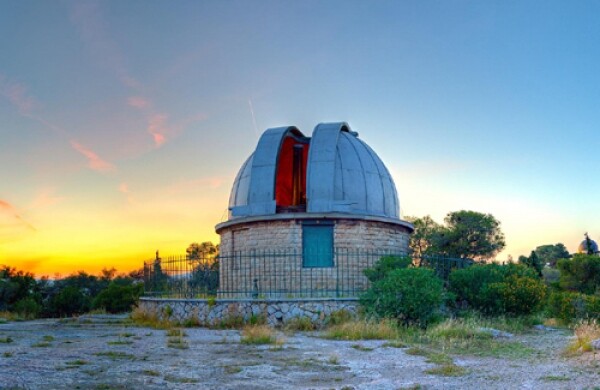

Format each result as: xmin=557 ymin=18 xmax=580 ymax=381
xmin=577 ymin=233 xmax=599 ymax=255
xmin=215 ymin=122 xmax=413 ymax=296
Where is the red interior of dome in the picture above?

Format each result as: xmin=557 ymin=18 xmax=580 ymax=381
xmin=275 ymin=135 xmax=309 ymax=208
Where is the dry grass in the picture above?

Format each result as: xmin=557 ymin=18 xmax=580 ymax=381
xmin=424 ymin=364 xmax=468 ymax=377
xmin=130 ymin=306 xmax=174 ymax=329
xmin=284 ymin=316 xmax=317 ymax=332
xmin=0 ymin=311 xmax=22 ymax=322
xmin=240 ymin=324 xmax=283 ymax=345
xmin=324 ymin=319 xmax=399 ymax=340
xmin=414 ymin=318 xmax=535 ymax=359
xmin=565 ymin=319 xmax=600 ymax=356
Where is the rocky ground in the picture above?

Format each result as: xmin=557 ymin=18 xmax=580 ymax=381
xmin=0 ymin=315 xmax=598 ymax=389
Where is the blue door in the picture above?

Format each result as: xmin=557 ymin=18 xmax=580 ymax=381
xmin=302 ymin=224 xmax=334 ymax=267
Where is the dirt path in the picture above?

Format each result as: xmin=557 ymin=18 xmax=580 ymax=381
xmin=0 ymin=316 xmax=598 ymax=389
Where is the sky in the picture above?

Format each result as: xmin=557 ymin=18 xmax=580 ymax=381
xmin=1 ymin=0 xmax=600 ymax=276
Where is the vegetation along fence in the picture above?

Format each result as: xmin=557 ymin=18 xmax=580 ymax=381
xmin=143 ymin=249 xmax=474 ymax=299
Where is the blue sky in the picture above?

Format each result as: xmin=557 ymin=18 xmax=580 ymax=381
xmin=1 ymin=0 xmax=599 ymax=274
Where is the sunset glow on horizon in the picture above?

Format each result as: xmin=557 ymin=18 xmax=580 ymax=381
xmin=2 ymin=1 xmax=600 ymax=276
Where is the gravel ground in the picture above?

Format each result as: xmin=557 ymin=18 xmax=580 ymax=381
xmin=0 ymin=315 xmax=598 ymax=389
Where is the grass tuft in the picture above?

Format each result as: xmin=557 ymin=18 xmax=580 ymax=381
xmin=0 ymin=336 xmax=14 ymax=344
xmin=424 ymin=364 xmax=467 ymax=377
xmin=324 ymin=319 xmax=399 ymax=340
xmin=31 ymin=341 xmax=52 ymax=348
xmin=383 ymin=340 xmax=407 ymax=348
xmin=565 ymin=319 xmax=600 ymax=356
xmin=93 ymin=351 xmax=136 ymax=360
xmin=351 ymin=344 xmax=374 ymax=351
xmin=540 ymin=375 xmax=570 ymax=382
xmin=164 ymin=374 xmax=199 ymax=383
xmin=65 ymin=359 xmax=88 ymax=366
xmin=284 ymin=316 xmax=317 ymax=332
xmin=405 ymin=347 xmax=453 ymax=365
xmin=241 ymin=324 xmax=282 ymax=345
xmin=130 ymin=306 xmax=174 ymax=329
xmin=224 ymin=365 xmax=242 ymax=374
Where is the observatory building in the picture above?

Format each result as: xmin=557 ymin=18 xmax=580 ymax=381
xmin=215 ymin=122 xmax=413 ymax=296
xmin=578 ymin=233 xmax=599 ymax=255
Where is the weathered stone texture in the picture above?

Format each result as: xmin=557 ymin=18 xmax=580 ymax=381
xmin=139 ymin=298 xmax=359 ymax=327
xmin=217 ymin=218 xmax=410 ymax=297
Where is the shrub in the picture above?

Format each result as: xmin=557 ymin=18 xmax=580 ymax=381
xmin=363 ymin=255 xmax=412 ymax=283
xmin=449 ymin=263 xmax=543 ymax=315
xmin=361 ymin=267 xmax=444 ymax=327
xmin=485 ymin=275 xmax=546 ymax=315
xmin=92 ymin=282 xmax=143 ymax=313
xmin=557 ymin=254 xmax=600 ymax=294
xmin=547 ymin=291 xmax=600 ymax=323
xmin=0 ymin=267 xmax=39 ymax=312
xmin=48 ymin=286 xmax=91 ymax=317
xmin=13 ymin=297 xmax=42 ymax=319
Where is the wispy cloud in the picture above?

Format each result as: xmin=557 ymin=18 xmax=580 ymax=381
xmin=0 ymin=75 xmax=37 ymax=115
xmin=29 ymin=189 xmax=66 ymax=210
xmin=147 ymin=114 xmax=169 ymax=147
xmin=127 ymin=96 xmax=150 ymax=109
xmin=70 ymin=140 xmax=116 ymax=173
xmin=0 ymin=199 xmax=36 ymax=231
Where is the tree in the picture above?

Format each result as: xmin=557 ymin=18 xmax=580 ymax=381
xmin=0 ymin=266 xmax=40 ymax=312
xmin=438 ymin=210 xmax=505 ymax=260
xmin=411 ymin=211 xmax=505 ymax=260
xmin=534 ymin=244 xmax=570 ymax=267
xmin=518 ymin=250 xmax=543 ymax=277
xmin=406 ymin=216 xmax=442 ymax=258
xmin=186 ymin=241 xmax=219 ymax=260
xmin=186 ymin=241 xmax=220 ymax=295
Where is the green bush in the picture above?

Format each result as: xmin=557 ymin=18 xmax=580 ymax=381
xmin=13 ymin=297 xmax=42 ymax=319
xmin=363 ymin=255 xmax=412 ymax=283
xmin=449 ymin=263 xmax=543 ymax=315
xmin=547 ymin=291 xmax=600 ymax=323
xmin=557 ymin=254 xmax=600 ymax=294
xmin=0 ymin=266 xmax=38 ymax=311
xmin=360 ymin=267 xmax=444 ymax=327
xmin=48 ymin=286 xmax=91 ymax=317
xmin=92 ymin=282 xmax=143 ymax=313
xmin=485 ymin=275 xmax=546 ymax=315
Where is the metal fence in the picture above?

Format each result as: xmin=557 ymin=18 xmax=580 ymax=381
xmin=143 ymin=249 xmax=474 ymax=299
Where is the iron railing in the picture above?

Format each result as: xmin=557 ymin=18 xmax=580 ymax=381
xmin=143 ymin=249 xmax=474 ymax=299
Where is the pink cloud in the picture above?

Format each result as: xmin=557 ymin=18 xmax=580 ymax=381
xmin=127 ymin=96 xmax=150 ymax=109
xmin=0 ymin=199 xmax=36 ymax=231
xmin=29 ymin=189 xmax=66 ymax=210
xmin=147 ymin=114 xmax=169 ymax=147
xmin=118 ymin=183 xmax=130 ymax=194
xmin=70 ymin=140 xmax=116 ymax=173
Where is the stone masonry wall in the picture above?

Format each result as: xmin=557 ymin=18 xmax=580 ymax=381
xmin=217 ymin=218 xmax=411 ymax=298
xmin=139 ymin=298 xmax=359 ymax=327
